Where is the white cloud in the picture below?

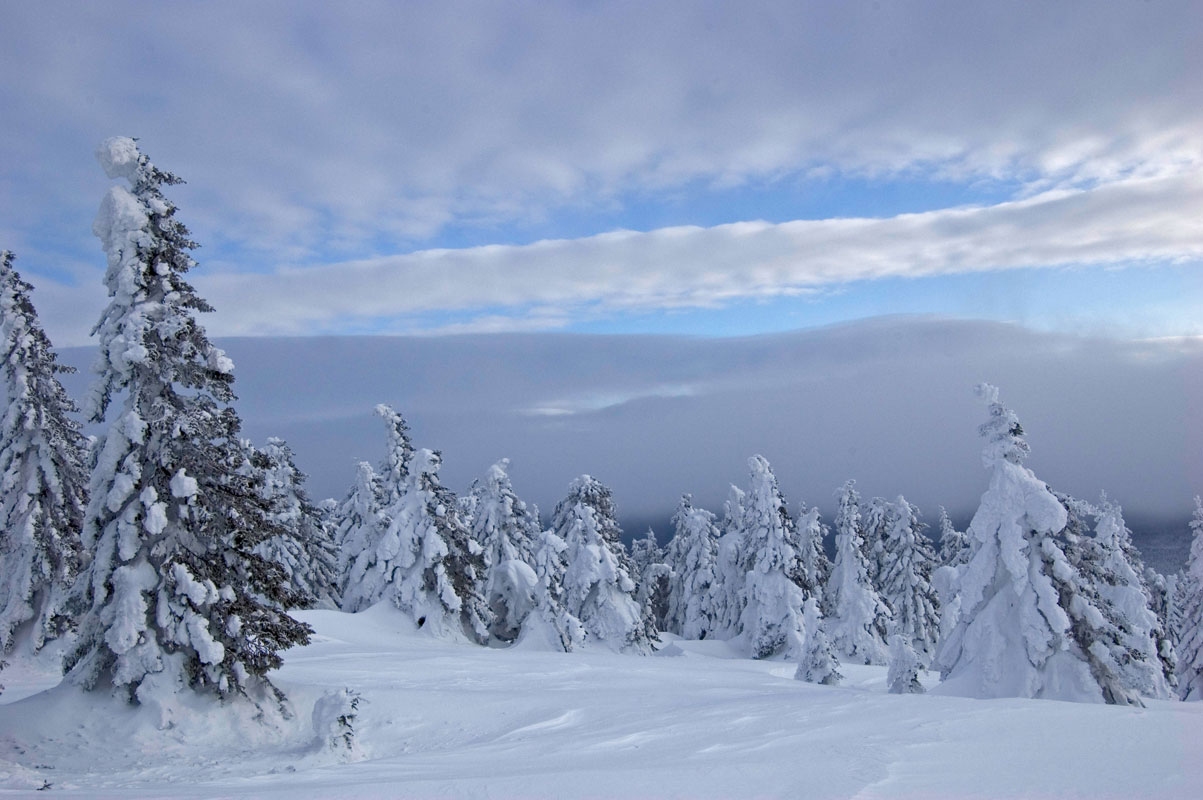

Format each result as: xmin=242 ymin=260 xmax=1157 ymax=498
xmin=182 ymin=172 xmax=1203 ymax=337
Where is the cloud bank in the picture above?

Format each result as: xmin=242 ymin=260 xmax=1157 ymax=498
xmin=57 ymin=317 xmax=1203 ymax=543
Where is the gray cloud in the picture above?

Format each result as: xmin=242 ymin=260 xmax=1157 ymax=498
xmin=56 ymin=317 xmax=1203 ymax=542
xmin=4 ymin=1 xmax=1200 ymax=266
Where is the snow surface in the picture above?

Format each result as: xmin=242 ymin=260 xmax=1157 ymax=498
xmin=2 ymin=604 xmax=1201 ymax=798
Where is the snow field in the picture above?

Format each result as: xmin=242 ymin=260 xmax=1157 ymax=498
xmin=2 ymin=603 xmax=1200 ymax=799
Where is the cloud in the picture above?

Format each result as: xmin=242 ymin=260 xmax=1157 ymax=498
xmin=3 ymin=1 xmax=1201 ymax=265
xmin=54 ymin=317 xmax=1203 ymax=561
xmin=179 ymin=172 xmax=1203 ymax=337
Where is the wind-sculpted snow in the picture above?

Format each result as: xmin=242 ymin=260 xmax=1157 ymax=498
xmin=1 ymin=603 xmax=1200 ymax=798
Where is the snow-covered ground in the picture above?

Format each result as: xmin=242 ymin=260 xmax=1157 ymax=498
xmin=2 ymin=604 xmax=1201 ymax=798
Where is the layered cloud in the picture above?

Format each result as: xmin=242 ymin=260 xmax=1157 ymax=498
xmin=3 ymin=2 xmax=1201 ymax=341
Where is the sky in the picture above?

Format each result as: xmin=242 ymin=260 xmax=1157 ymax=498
xmin=1 ymin=1 xmax=1201 ymax=345
xmin=3 ymin=2 xmax=1202 ymax=537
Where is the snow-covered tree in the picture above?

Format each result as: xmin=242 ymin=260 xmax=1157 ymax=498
xmin=333 ymin=461 xmax=385 ymax=594
xmin=249 ymin=438 xmax=341 ymax=610
xmin=1087 ymin=497 xmax=1172 ymax=698
xmin=794 ymin=598 xmax=841 ymax=686
xmin=824 ymin=480 xmax=890 ymax=665
xmin=794 ymin=501 xmax=831 ymax=600
xmin=879 ymin=495 xmax=940 ymax=663
xmin=887 ymin=632 xmax=925 ymax=695
xmin=343 ymin=407 xmax=488 ymax=641
xmin=861 ymin=495 xmax=892 ymax=591
xmin=937 ymin=506 xmax=969 ymax=568
xmin=933 ymin=384 xmax=1132 ymax=704
xmin=67 ymin=138 xmax=310 ymax=707
xmin=552 ymin=475 xmax=654 ymax=653
xmin=0 ymin=251 xmax=87 ymax=656
xmin=631 ymin=528 xmax=671 ymax=632
xmin=664 ymin=494 xmax=720 ymax=640
xmin=517 ymin=529 xmax=585 ymax=652
xmin=738 ymin=455 xmax=811 ymax=659
xmin=708 ymin=484 xmax=747 ymax=640
xmin=470 ymin=459 xmax=540 ymax=642
xmin=1177 ymin=497 xmax=1203 ymax=700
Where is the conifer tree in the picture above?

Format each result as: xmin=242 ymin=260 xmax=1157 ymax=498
xmin=709 ymin=484 xmax=747 ymax=640
xmin=887 ymin=632 xmax=925 ymax=694
xmin=664 ymin=494 xmax=720 ymax=639
xmin=879 ymin=495 xmax=940 ymax=663
xmin=518 ymin=528 xmax=585 ymax=652
xmin=738 ymin=455 xmax=811 ymax=659
xmin=334 ymin=461 xmax=385 ymax=599
xmin=937 ymin=506 xmax=969 ymax=568
xmin=933 ymin=384 xmax=1131 ymax=704
xmin=794 ymin=597 xmax=842 ymax=686
xmin=1087 ymin=497 xmax=1172 ymax=698
xmin=1177 ymin=497 xmax=1203 ymax=700
xmin=343 ymin=406 xmax=488 ymax=640
xmin=249 ymin=438 xmax=341 ymax=610
xmin=0 ymin=251 xmax=87 ymax=656
xmin=552 ymin=475 xmax=654 ymax=653
xmin=861 ymin=495 xmax=891 ymax=592
xmin=825 ymin=480 xmax=890 ymax=664
xmin=631 ymin=528 xmax=672 ymax=632
xmin=471 ymin=459 xmax=540 ymax=642
xmin=67 ymin=138 xmax=310 ymax=707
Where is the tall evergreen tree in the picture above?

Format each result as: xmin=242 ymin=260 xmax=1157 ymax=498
xmin=738 ymin=455 xmax=811 ymax=659
xmin=664 ymin=494 xmax=720 ymax=640
xmin=879 ymin=495 xmax=940 ymax=664
xmin=67 ymin=138 xmax=310 ymax=707
xmin=936 ymin=506 xmax=969 ymax=568
xmin=518 ymin=528 xmax=585 ymax=652
xmin=795 ymin=597 xmax=842 ymax=686
xmin=470 ymin=459 xmax=540 ymax=642
xmin=0 ymin=251 xmax=87 ymax=656
xmin=552 ymin=475 xmax=654 ymax=653
xmin=343 ymin=407 xmax=488 ymax=641
xmin=333 ymin=461 xmax=385 ymax=600
xmin=1177 ymin=496 xmax=1203 ymax=700
xmin=825 ymin=480 xmax=890 ymax=665
xmin=249 ymin=438 xmax=341 ymax=610
xmin=631 ymin=528 xmax=671 ymax=633
xmin=933 ymin=384 xmax=1132 ymax=704
xmin=861 ymin=495 xmax=892 ymax=592
xmin=1087 ymin=497 xmax=1172 ymax=698
xmin=709 ymin=484 xmax=747 ymax=640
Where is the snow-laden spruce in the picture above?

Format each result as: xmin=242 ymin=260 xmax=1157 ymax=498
xmin=552 ymin=475 xmax=654 ymax=653
xmin=824 ymin=480 xmax=890 ymax=665
xmin=1086 ymin=497 xmax=1172 ymax=698
xmin=860 ymin=495 xmax=891 ymax=592
xmin=342 ymin=406 xmax=488 ymax=641
xmin=887 ymin=632 xmax=925 ymax=694
xmin=249 ymin=438 xmax=341 ymax=610
xmin=631 ymin=528 xmax=672 ymax=632
xmin=67 ymin=139 xmax=310 ymax=707
xmin=795 ymin=597 xmax=842 ymax=685
xmin=937 ymin=506 xmax=969 ymax=568
xmin=879 ymin=495 xmax=940 ymax=664
xmin=516 ymin=527 xmax=586 ymax=651
xmin=333 ymin=461 xmax=385 ymax=588
xmin=469 ymin=458 xmax=541 ymax=642
xmin=0 ymin=252 xmax=87 ymax=658
xmin=738 ymin=455 xmax=813 ymax=659
xmin=709 ymin=484 xmax=747 ymax=640
xmin=664 ymin=494 xmax=720 ymax=640
xmin=933 ymin=384 xmax=1128 ymax=704
xmin=1178 ymin=496 xmax=1203 ymax=700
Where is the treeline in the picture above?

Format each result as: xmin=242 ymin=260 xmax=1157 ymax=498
xmin=2 ymin=139 xmax=1202 ymax=716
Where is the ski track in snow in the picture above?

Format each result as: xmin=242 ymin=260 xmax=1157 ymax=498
xmin=1 ymin=604 xmax=1201 ymax=798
